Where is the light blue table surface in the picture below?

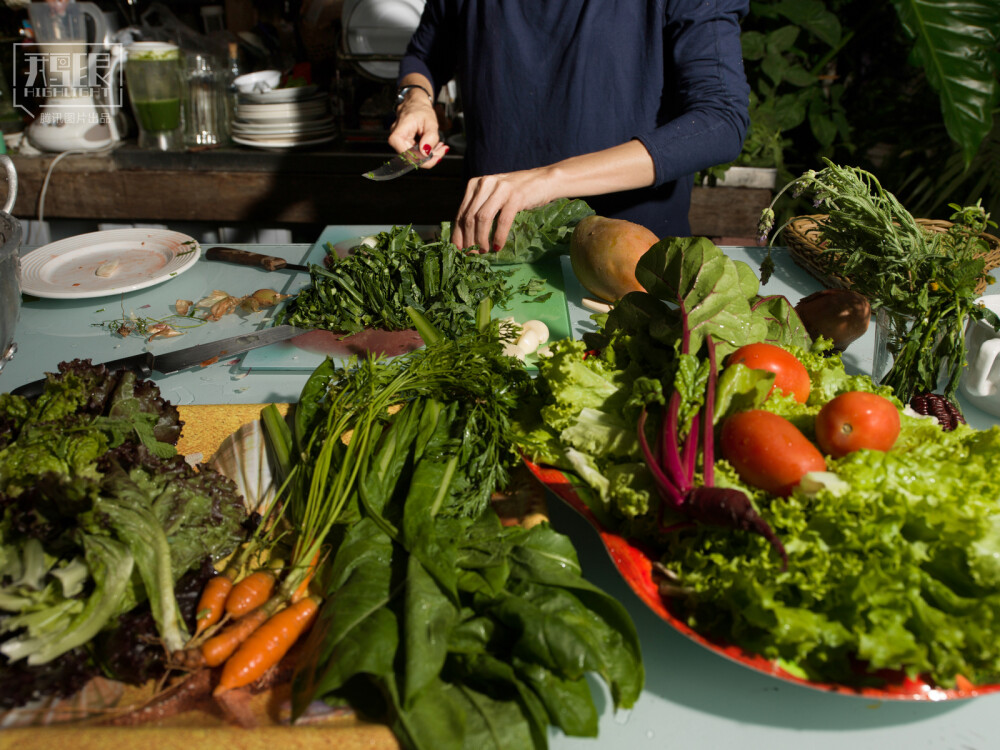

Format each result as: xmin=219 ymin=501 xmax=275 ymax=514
xmin=3 ymin=230 xmax=999 ymax=750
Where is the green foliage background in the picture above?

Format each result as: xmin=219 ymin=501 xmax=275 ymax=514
xmin=732 ymin=0 xmax=1000 ymax=220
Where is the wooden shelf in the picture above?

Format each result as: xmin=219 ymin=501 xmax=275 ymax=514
xmin=9 ymin=144 xmax=770 ymax=239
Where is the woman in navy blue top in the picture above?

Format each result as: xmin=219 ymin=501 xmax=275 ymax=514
xmin=389 ymin=0 xmax=750 ymax=252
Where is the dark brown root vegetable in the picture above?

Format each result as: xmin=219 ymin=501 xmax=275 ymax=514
xmin=794 ymin=289 xmax=871 ymax=351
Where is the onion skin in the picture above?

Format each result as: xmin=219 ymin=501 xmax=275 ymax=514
xmin=794 ymin=289 xmax=871 ymax=351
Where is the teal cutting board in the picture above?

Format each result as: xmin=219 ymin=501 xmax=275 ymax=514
xmin=241 ymin=225 xmax=572 ymax=371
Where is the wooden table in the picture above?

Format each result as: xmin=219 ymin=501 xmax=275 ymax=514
xmin=9 ymin=144 xmax=771 ymax=240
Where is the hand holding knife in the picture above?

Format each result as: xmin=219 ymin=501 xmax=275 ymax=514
xmin=362 ymin=143 xmax=438 ymax=181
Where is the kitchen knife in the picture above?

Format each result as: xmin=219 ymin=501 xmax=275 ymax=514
xmin=10 ymin=324 xmax=308 ymax=398
xmin=362 ymin=144 xmax=433 ymax=181
xmin=206 ymin=246 xmax=310 ymax=272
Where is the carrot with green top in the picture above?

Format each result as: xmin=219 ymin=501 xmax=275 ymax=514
xmin=290 ymin=550 xmax=321 ymax=603
xmin=225 ymin=569 xmax=276 ymax=618
xmin=214 ymin=596 xmax=320 ymax=695
xmin=200 ymin=607 xmax=270 ymax=667
xmin=193 ymin=572 xmax=234 ymax=636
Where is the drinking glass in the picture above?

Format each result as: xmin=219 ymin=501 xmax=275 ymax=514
xmin=183 ymin=53 xmax=229 ymax=147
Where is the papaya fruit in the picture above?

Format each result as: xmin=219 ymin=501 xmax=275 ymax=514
xmin=569 ymin=215 xmax=658 ymax=302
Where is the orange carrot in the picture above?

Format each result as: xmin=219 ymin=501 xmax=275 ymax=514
xmin=194 ymin=573 xmax=234 ymax=636
xmin=290 ymin=550 xmax=321 ymax=603
xmin=213 ymin=596 xmax=320 ymax=695
xmin=225 ymin=570 xmax=275 ymax=619
xmin=200 ymin=607 xmax=269 ymax=667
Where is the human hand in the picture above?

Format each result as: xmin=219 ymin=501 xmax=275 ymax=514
xmin=388 ymin=90 xmax=447 ymax=168
xmin=451 ymin=168 xmax=555 ymax=252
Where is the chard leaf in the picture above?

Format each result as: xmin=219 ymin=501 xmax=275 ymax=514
xmin=713 ymin=363 xmax=776 ymax=425
xmin=752 ymin=294 xmax=813 ymax=349
xmin=634 ymin=236 xmax=756 ymax=354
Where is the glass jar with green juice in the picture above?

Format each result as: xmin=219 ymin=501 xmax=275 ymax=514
xmin=124 ymin=42 xmax=184 ymax=150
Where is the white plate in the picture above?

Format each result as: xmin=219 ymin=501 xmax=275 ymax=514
xmin=232 ymin=117 xmax=336 ymax=135
xmin=20 ymin=229 xmax=201 ymax=300
xmin=240 ymin=85 xmax=320 ymax=104
xmin=343 ymin=0 xmax=425 ymax=80
xmin=236 ymin=100 xmax=328 ymax=115
xmin=233 ymin=128 xmax=337 ymax=143
xmin=232 ymin=132 xmax=337 ymax=149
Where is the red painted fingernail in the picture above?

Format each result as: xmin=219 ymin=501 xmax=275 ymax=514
xmin=422 ymin=144 xmax=432 ymax=154
xmin=492 ymin=244 xmax=501 ymax=252
xmin=443 ymin=146 xmax=451 ymax=154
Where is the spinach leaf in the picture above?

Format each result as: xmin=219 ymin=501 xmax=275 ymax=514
xmin=291 ymin=518 xmax=400 ymax=717
xmin=403 ymin=555 xmax=459 ymax=707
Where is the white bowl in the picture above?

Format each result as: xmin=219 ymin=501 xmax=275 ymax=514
xmin=233 ymin=70 xmax=282 ymax=94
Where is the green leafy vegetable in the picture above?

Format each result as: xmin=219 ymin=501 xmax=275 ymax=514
xmin=758 ymin=160 xmax=999 ymax=405
xmin=440 ymin=198 xmax=595 ymax=264
xmin=518 ymin=229 xmax=1000 ymax=688
xmin=1 ymin=361 xmax=246 ymax=698
xmin=271 ymin=321 xmax=642 ymax=749
xmin=277 ymin=225 xmax=514 ymax=337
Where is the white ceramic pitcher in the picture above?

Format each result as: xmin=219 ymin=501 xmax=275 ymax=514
xmin=960 ymin=295 xmax=1000 ymax=417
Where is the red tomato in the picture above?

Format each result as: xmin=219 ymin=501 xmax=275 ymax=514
xmin=814 ymin=391 xmax=900 ymax=458
xmin=721 ymin=410 xmax=826 ymax=496
xmin=727 ymin=343 xmax=811 ymax=403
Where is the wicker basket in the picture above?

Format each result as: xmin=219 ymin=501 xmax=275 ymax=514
xmin=782 ymin=214 xmax=1000 ymax=296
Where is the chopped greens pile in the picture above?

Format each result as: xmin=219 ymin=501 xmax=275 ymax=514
xmin=0 ymin=361 xmax=247 ymax=707
xmin=516 ymin=236 xmax=1000 ymax=689
xmin=276 ymin=225 xmax=515 ymax=336
xmin=267 ymin=316 xmax=643 ymax=749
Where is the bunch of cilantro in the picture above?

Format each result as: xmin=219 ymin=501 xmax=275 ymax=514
xmin=516 ymin=236 xmax=1000 ymax=688
xmin=0 ymin=361 xmax=247 ymax=707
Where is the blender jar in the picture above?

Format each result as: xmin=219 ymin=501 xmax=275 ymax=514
xmin=124 ymin=42 xmax=184 ymax=150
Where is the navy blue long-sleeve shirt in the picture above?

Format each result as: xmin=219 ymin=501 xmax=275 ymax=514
xmin=399 ymin=0 xmax=751 ymax=237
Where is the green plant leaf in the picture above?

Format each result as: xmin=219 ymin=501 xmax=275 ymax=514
xmin=766 ymin=25 xmax=801 ymax=53
xmin=890 ymin=0 xmax=1000 ymax=165
xmin=742 ymin=30 xmax=767 ymax=59
xmin=784 ymin=64 xmax=817 ymax=87
xmin=772 ymin=0 xmax=842 ymax=46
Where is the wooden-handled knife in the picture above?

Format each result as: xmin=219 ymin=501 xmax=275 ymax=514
xmin=206 ymin=246 xmax=310 ymax=272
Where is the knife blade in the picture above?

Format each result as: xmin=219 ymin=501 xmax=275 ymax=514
xmin=206 ymin=246 xmax=310 ymax=272
xmin=10 ymin=325 xmax=307 ymax=398
xmin=363 ymin=144 xmax=433 ymax=181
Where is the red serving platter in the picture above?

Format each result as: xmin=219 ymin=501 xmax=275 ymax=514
xmin=523 ymin=458 xmax=1000 ymax=702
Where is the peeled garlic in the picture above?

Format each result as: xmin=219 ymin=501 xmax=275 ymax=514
xmin=95 ymin=259 xmax=120 ymax=278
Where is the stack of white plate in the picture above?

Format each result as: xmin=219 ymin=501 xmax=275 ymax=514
xmin=231 ymin=85 xmax=337 ymax=149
